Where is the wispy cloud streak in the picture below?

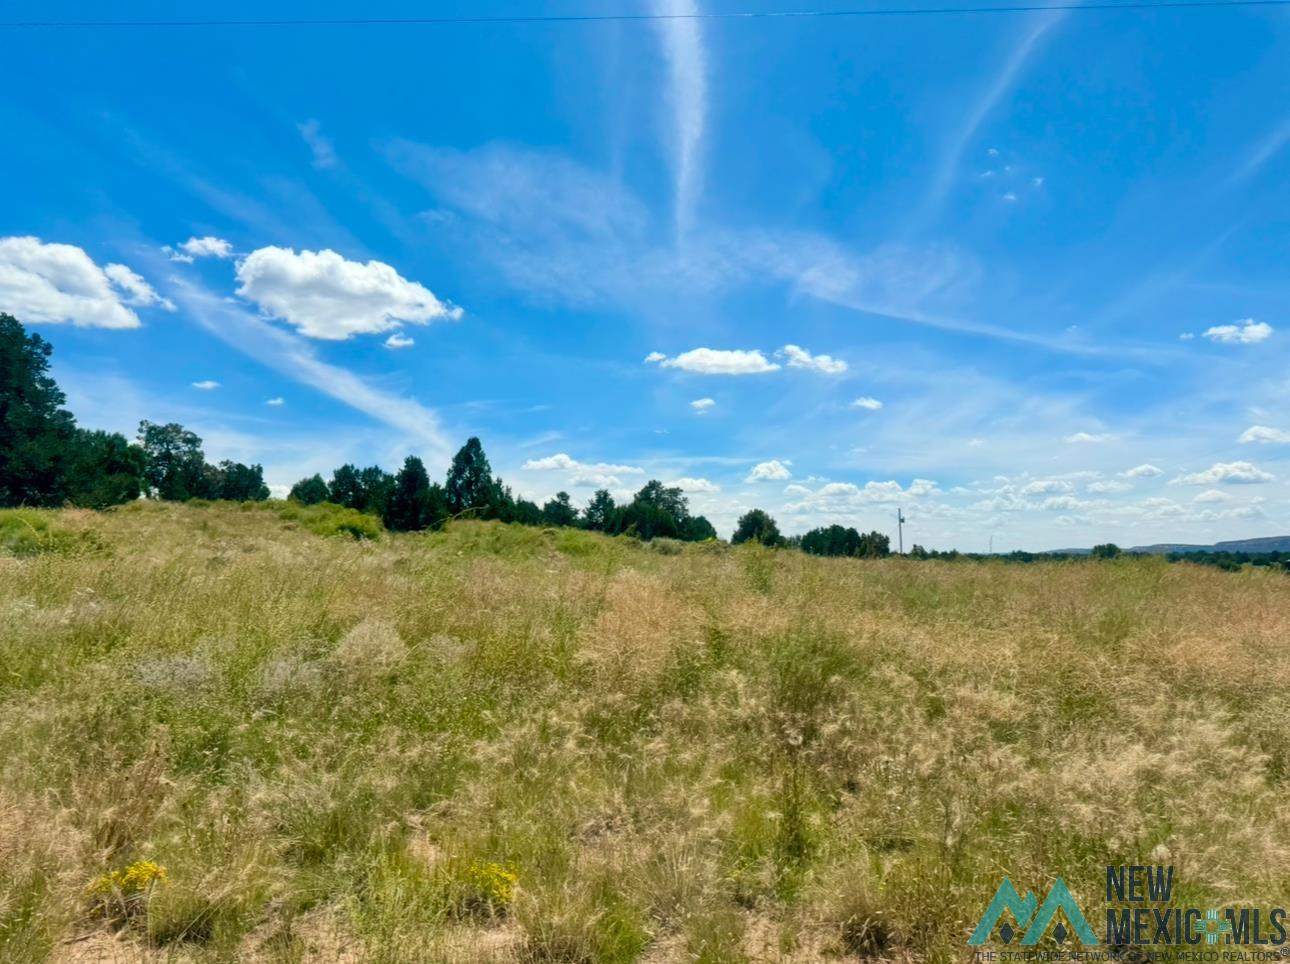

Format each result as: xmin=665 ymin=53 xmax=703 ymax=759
xmin=167 ymin=276 xmax=451 ymax=459
xmin=911 ymin=12 xmax=1064 ymax=233
xmin=654 ymin=0 xmax=708 ymax=238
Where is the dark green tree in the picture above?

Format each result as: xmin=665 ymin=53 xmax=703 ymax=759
xmin=212 ymin=461 xmax=270 ymax=501
xmin=358 ymin=466 xmax=394 ymax=516
xmin=732 ymin=509 xmax=782 ymax=546
xmin=0 ymin=313 xmax=78 ymax=506
xmin=856 ymin=530 xmax=891 ymax=558
xmin=510 ymin=498 xmax=544 ymax=526
xmin=1091 ymin=543 xmax=1122 ymax=559
xmin=328 ymin=464 xmax=364 ymax=509
xmin=288 ymin=474 xmax=329 ymax=505
xmin=138 ymin=421 xmax=207 ymax=501
xmin=583 ymin=489 xmax=616 ymax=531
xmin=541 ymin=491 xmax=579 ymax=527
xmin=63 ymin=429 xmax=147 ymax=509
xmin=383 ymin=456 xmax=447 ymax=532
xmin=684 ymin=515 xmax=718 ymax=541
xmin=445 ymin=437 xmax=496 ymax=516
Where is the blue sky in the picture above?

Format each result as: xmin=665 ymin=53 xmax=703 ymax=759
xmin=2 ymin=0 xmax=1289 ymax=549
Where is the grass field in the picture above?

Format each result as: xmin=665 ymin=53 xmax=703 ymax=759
xmin=1 ymin=502 xmax=1288 ymax=963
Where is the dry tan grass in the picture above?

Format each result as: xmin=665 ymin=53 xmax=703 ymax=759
xmin=1 ymin=502 xmax=1288 ymax=962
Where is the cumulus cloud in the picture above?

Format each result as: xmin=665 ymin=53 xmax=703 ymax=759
xmin=1202 ymin=319 xmax=1273 ymax=344
xmin=851 ymin=397 xmax=883 ymax=411
xmin=1172 ymin=461 xmax=1274 ymax=485
xmin=783 ymin=483 xmax=811 ymax=496
xmin=785 ymin=477 xmax=939 ymax=511
xmin=745 ymin=460 xmax=792 ymax=482
xmin=667 ymin=477 xmax=720 ymax=493
xmin=1064 ymin=431 xmax=1114 ymax=443
xmin=1087 ymin=480 xmax=1131 ymax=493
xmin=690 ymin=397 xmax=715 ymax=413
xmin=645 ymin=347 xmax=779 ymax=375
xmin=522 ymin=453 xmax=645 ymax=489
xmin=1239 ymin=425 xmax=1290 ymax=444
xmin=180 ymin=236 xmax=234 ymax=259
xmin=235 ymin=246 xmax=462 ymax=340
xmin=384 ymin=332 xmax=415 ymax=350
xmin=0 ymin=236 xmax=172 ymax=329
xmin=1122 ymin=464 xmax=1163 ymax=478
xmin=191 ymin=380 xmax=220 ymax=390
xmin=778 ymin=344 xmax=847 ymax=374
xmin=266 ymin=397 xmax=285 ymax=406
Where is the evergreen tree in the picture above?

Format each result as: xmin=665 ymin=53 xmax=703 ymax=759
xmin=684 ymin=515 xmax=718 ymax=541
xmin=732 ymin=509 xmax=782 ymax=546
xmin=583 ymin=489 xmax=616 ymax=531
xmin=288 ymin=474 xmax=329 ymax=505
xmin=328 ymin=464 xmax=364 ymax=509
xmin=138 ymin=421 xmax=207 ymax=501
xmin=212 ymin=461 xmax=270 ymax=501
xmin=383 ymin=456 xmax=447 ymax=531
xmin=63 ymin=429 xmax=147 ymax=509
xmin=541 ymin=491 xmax=579 ymax=527
xmin=445 ymin=437 xmax=496 ymax=516
xmin=0 ymin=313 xmax=77 ymax=506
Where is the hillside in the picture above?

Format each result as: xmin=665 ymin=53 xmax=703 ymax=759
xmin=1 ymin=502 xmax=1288 ymax=962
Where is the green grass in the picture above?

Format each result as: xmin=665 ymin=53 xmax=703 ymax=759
xmin=0 ymin=501 xmax=1287 ymax=962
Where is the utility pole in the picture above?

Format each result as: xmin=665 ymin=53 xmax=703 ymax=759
xmin=897 ymin=508 xmax=906 ymax=555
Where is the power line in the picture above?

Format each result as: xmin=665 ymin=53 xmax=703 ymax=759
xmin=2 ymin=0 xmax=1288 ymax=29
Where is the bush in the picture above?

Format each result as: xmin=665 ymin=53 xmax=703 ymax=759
xmin=273 ymin=502 xmax=383 ymax=540
xmin=0 ymin=509 xmax=99 ymax=556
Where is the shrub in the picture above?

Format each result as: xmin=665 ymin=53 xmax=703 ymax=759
xmin=273 ymin=502 xmax=383 ymax=540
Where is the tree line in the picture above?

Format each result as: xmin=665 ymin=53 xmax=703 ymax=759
xmin=285 ymin=439 xmax=721 ymax=541
xmin=0 ymin=312 xmax=268 ymax=508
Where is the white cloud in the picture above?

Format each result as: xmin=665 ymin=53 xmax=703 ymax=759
xmin=785 ymin=478 xmax=939 ymax=511
xmin=1122 ymin=464 xmax=1163 ymax=478
xmin=908 ymin=478 xmax=941 ymax=496
xmin=1193 ymin=489 xmax=1228 ymax=504
xmin=298 ymin=119 xmax=337 ymax=170
xmin=783 ymin=483 xmax=811 ymax=496
xmin=522 ymin=454 xmax=645 ymax=484
xmin=192 ymin=380 xmax=220 ymax=390
xmin=1064 ymin=431 xmax=1114 ymax=443
xmin=1239 ymin=425 xmax=1290 ymax=444
xmin=746 ymin=459 xmax=792 ymax=483
xmin=266 ymin=397 xmax=285 ymax=406
xmin=0 ymin=236 xmax=171 ymax=329
xmin=180 ymin=236 xmax=234 ymax=259
xmin=103 ymin=263 xmax=175 ymax=310
xmin=384 ymin=332 xmax=415 ymax=350
xmin=778 ymin=344 xmax=847 ymax=375
xmin=1040 ymin=495 xmax=1090 ymax=511
xmin=1002 ymin=192 xmax=1018 ymax=203
xmin=1087 ymin=480 xmax=1131 ymax=493
xmin=1202 ymin=319 xmax=1273 ymax=344
xmin=690 ymin=397 xmax=715 ymax=413
xmin=667 ymin=477 xmax=720 ymax=493
xmin=1178 ymin=332 xmax=1194 ymax=340
xmin=646 ymin=347 xmax=780 ymax=375
xmin=1172 ymin=461 xmax=1274 ymax=485
xmin=1020 ymin=479 xmax=1071 ymax=495
xmin=851 ymin=397 xmax=883 ymax=411
xmin=235 ymin=246 xmax=462 ymax=340
xmin=653 ymin=0 xmax=707 ymax=234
